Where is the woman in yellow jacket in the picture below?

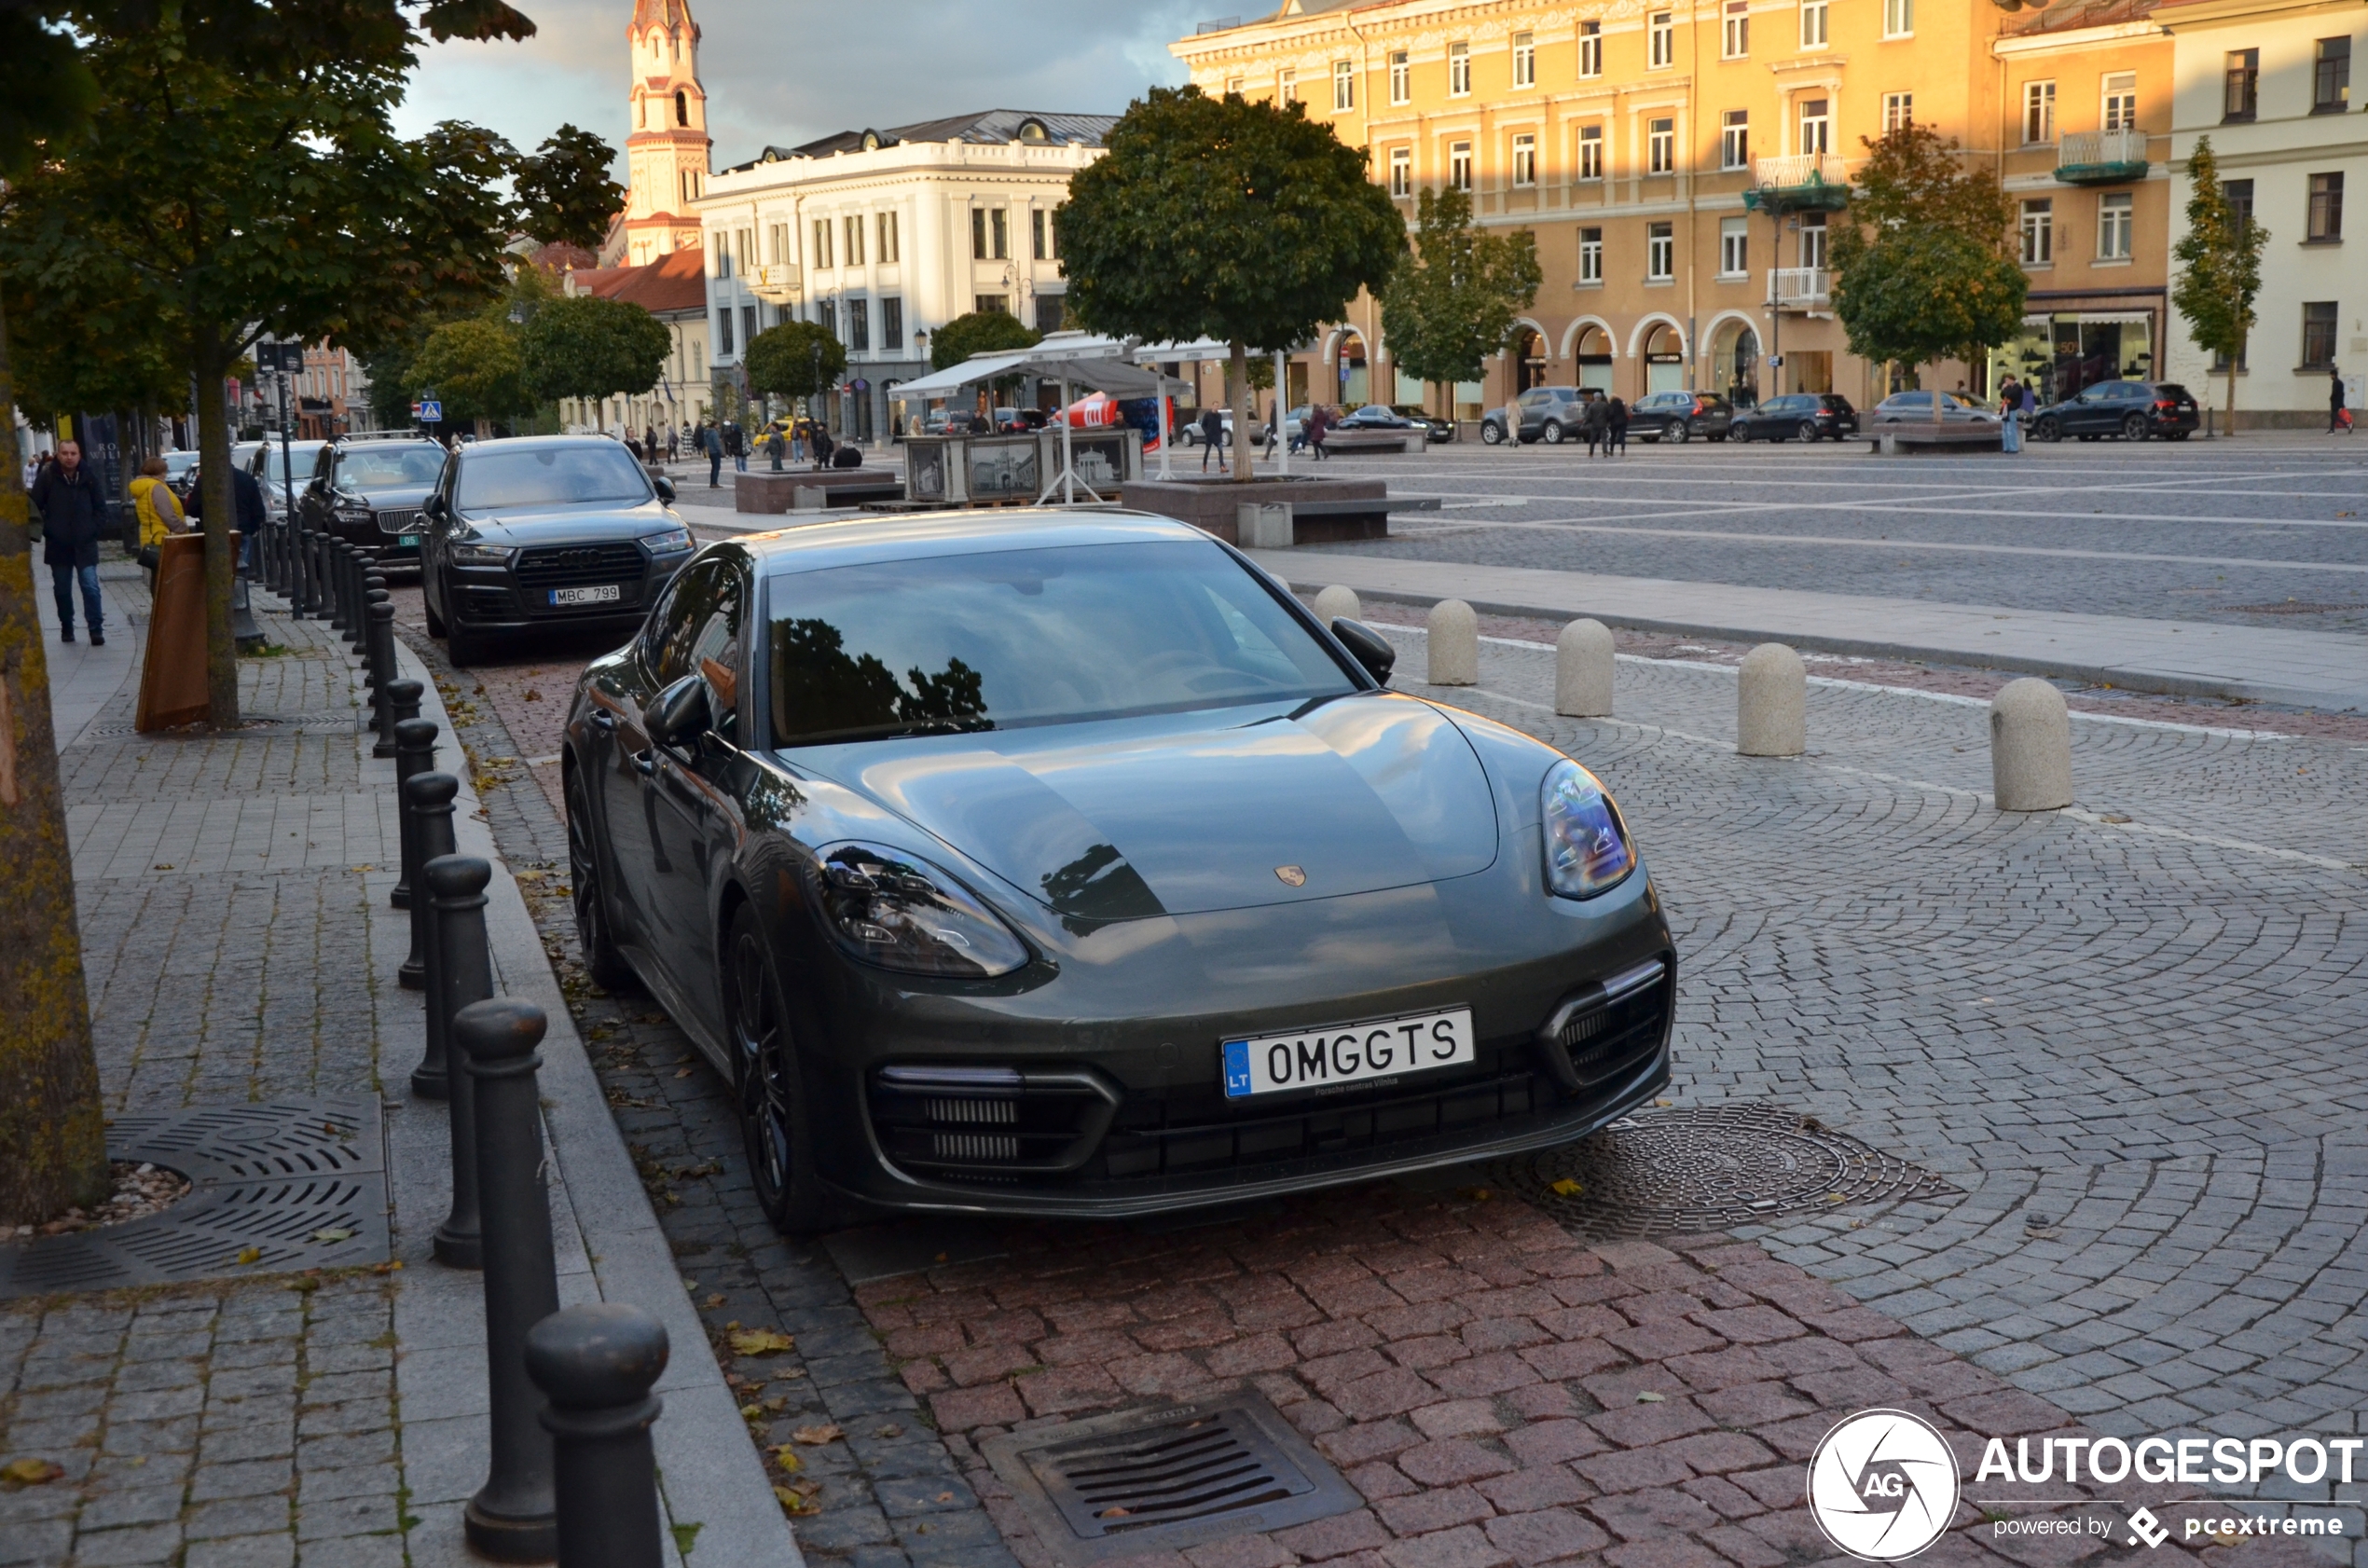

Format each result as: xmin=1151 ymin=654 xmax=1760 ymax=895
xmin=129 ymin=455 xmax=187 ymax=582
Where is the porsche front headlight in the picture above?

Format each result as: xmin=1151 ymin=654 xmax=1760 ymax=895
xmin=816 ymin=842 xmax=1029 ymax=978
xmin=1542 ymin=759 xmax=1636 ymax=899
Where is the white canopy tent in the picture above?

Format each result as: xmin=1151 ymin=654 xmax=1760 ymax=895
xmin=890 ymin=339 xmax=1189 ymax=502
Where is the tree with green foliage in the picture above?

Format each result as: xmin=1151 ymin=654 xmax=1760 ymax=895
xmin=1058 ymin=86 xmax=1405 ymax=480
xmin=927 ymin=309 xmax=1039 ymax=371
xmin=744 ymin=320 xmax=847 ymax=406
xmin=408 ymin=317 xmax=529 ymax=427
xmin=2171 ymin=137 xmax=2266 ymax=437
xmin=1829 ymin=124 xmax=2026 ymax=421
xmin=519 ymin=293 xmax=671 ymax=411
xmin=515 ymin=124 xmax=625 ymax=254
xmin=1379 ymin=186 xmax=1541 ymax=420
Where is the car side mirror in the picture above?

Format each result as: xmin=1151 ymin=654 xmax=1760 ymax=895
xmin=644 ymin=674 xmax=711 ymax=750
xmin=1331 ymin=617 xmax=1397 ymax=685
xmin=423 ymin=495 xmax=447 ymax=521
xmin=653 ymin=475 xmax=676 ymax=503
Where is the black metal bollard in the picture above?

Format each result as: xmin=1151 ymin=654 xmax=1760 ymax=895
xmin=305 ymin=527 xmax=330 ymax=619
xmin=353 ymin=571 xmax=382 ymax=653
xmin=324 ymin=540 xmax=347 ymax=632
xmin=368 ymin=602 xmax=402 ymax=758
xmin=389 ymin=677 xmax=424 ymax=729
xmin=285 ymin=522 xmax=307 ymax=617
xmin=402 ymin=769 xmax=458 ymax=1032
xmin=528 ymin=1303 xmax=668 ymax=1568
xmin=426 ymin=854 xmax=492 ymax=1268
xmin=260 ymin=518 xmax=281 ymax=596
xmin=392 ymin=712 xmax=436 ymax=922
xmin=456 ymin=997 xmax=563 ymax=1561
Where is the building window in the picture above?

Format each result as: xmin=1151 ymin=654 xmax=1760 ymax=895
xmin=844 ymin=214 xmax=865 ymax=268
xmin=847 ymin=297 xmax=870 ymax=352
xmin=810 ymin=218 xmax=833 ymax=270
xmin=1449 ymin=42 xmax=1470 ymax=96
xmin=1722 ymin=109 xmax=1749 ymax=169
xmin=1883 ymin=92 xmax=1913 ymax=132
xmin=743 ymin=305 xmax=758 ymax=351
xmin=2020 ymin=198 xmax=2053 ymax=265
xmin=1514 ymin=32 xmax=1535 ymax=87
xmin=1801 ymin=0 xmax=1827 ymax=48
xmin=1224 ymin=76 xmax=1243 ymax=96
xmin=718 ymin=307 xmax=733 ymax=357
xmin=1648 ymin=117 xmax=1675 ymax=174
xmin=1512 ymin=133 xmax=1537 ymax=186
xmin=1720 ymin=215 xmax=1749 ymax=276
xmin=2101 ymin=72 xmax=2137 ymax=131
xmin=971 ymin=207 xmax=1008 ymax=260
xmin=2223 ymin=49 xmax=2258 ymax=120
xmin=816 ymin=300 xmax=834 ymax=341
xmin=1279 ymin=69 xmax=1296 ymax=105
xmin=2223 ymin=178 xmax=2254 ymax=233
xmin=1798 ymin=212 xmax=1826 ymax=268
xmin=1389 ymin=50 xmax=1410 ymax=104
xmin=2097 ymin=191 xmax=2133 ymax=259
xmin=675 ymin=88 xmax=688 ymax=127
xmin=2023 ymin=80 xmax=2056 ymax=145
xmin=766 ymin=222 xmax=788 ymax=265
xmin=1799 ymin=99 xmax=1829 ymax=156
xmin=1333 ymin=60 xmax=1355 ymax=110
xmin=1578 ymin=21 xmax=1602 ymax=77
xmin=877 ymin=211 xmax=900 ymax=264
xmin=2308 ymin=172 xmax=2344 ymax=241
xmin=1722 ymin=0 xmax=1748 ymax=60
xmin=1649 ymin=11 xmax=1673 ymax=67
xmin=1450 ymin=140 xmax=1472 ymax=190
xmin=1579 ymin=125 xmax=1604 ymax=181
xmin=1883 ymin=0 xmax=1913 ymax=38
xmin=2315 ymin=37 xmax=2351 ymax=112
xmin=1035 ymin=295 xmax=1065 ymax=335
xmin=1389 ymin=146 xmax=1411 ymax=197
xmin=974 ymin=294 xmax=1008 ymax=316
xmin=882 ymin=296 xmax=902 ymax=351
xmin=1647 ymin=221 xmax=1674 ymax=280
xmin=2304 ymin=301 xmax=2339 ymax=367
xmin=1032 ymin=208 xmax=1052 ymax=261
xmin=1579 ymin=227 xmax=1604 ymax=283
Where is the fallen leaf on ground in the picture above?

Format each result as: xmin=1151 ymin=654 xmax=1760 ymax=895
xmin=673 ymin=1067 xmax=694 ymax=1080
xmin=1 ymin=1458 xmax=63 ymax=1486
xmin=772 ymin=1485 xmax=819 ymax=1516
xmin=730 ymin=1328 xmax=796 ymax=1356
xmin=770 ymin=1446 xmax=802 ymax=1473
xmin=1549 ymin=1178 xmax=1583 ymax=1197
xmin=874 ymin=1424 xmax=902 ymax=1438
xmin=935 ymin=1492 xmax=954 ymax=1504
xmin=791 ymin=1424 xmax=843 ymax=1445
xmin=705 ymin=1294 xmax=726 ymax=1309
xmin=1636 ymin=1392 xmax=1666 ymax=1403
xmin=310 ymin=1227 xmax=354 ymax=1243
xmin=234 ymin=1246 xmax=262 ymax=1265
xmin=1461 ymin=1188 xmax=1492 ymax=1202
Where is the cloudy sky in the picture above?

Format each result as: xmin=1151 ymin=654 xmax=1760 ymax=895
xmin=393 ymin=0 xmax=1209 ymax=169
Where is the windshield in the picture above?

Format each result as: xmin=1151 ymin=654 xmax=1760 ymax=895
xmin=456 ymin=444 xmax=653 ymax=510
xmin=256 ymin=442 xmax=325 ymax=486
xmin=337 ymin=445 xmax=445 ymax=490
xmin=769 ymin=539 xmax=1359 ymax=747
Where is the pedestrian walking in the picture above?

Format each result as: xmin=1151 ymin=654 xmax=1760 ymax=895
xmin=1500 ymin=397 xmax=1522 ymax=448
xmin=128 ymin=456 xmax=187 ymax=582
xmin=1198 ymin=406 xmax=1226 ymax=473
xmin=700 ymin=421 xmax=723 ymax=488
xmin=1585 ymin=393 xmax=1610 ymax=458
xmin=31 ymin=438 xmax=108 ymax=645
xmin=791 ymin=418 xmax=808 ymax=464
xmin=2334 ymin=367 xmax=2353 ymax=434
xmin=1263 ymin=397 xmax=1282 ymax=459
xmin=727 ymin=420 xmax=747 ymax=473
xmin=2000 ymin=379 xmax=2024 ymax=455
xmin=666 ymin=428 xmax=680 ymax=463
xmin=810 ymin=420 xmax=835 ymax=472
xmin=1607 ymin=396 xmax=1629 ymax=455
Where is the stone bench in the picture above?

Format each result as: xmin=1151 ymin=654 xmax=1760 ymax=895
xmin=1120 ymin=476 xmax=1437 ymax=545
xmin=735 ymin=469 xmax=903 ymax=514
xmin=1867 ymin=425 xmax=2003 ymax=456
xmin=1318 ymin=428 xmax=1418 ymax=455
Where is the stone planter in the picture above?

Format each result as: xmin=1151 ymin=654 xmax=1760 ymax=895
xmin=735 ymin=469 xmax=902 ymax=514
xmin=1118 ymin=475 xmax=1391 ymax=545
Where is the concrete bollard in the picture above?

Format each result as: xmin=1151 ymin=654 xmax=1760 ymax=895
xmin=1313 ymin=585 xmax=1361 ymax=625
xmin=1555 ymin=619 xmax=1615 ymax=717
xmin=401 ymin=766 xmax=454 ymax=999
xmin=1737 ymin=642 xmax=1806 ymax=756
xmin=1990 ymin=677 xmax=2072 ymax=810
xmin=1237 ymin=503 xmax=1293 ymax=549
xmin=1427 ymin=598 xmax=1479 ymax=686
xmin=792 ymin=486 xmax=827 ymax=511
xmin=426 ymin=853 xmax=493 ymax=1268
xmin=457 ymin=997 xmax=562 ymax=1561
xmin=392 ymin=714 xmax=437 ymax=919
xmin=528 ymin=1303 xmax=669 ymax=1568
xmin=367 ymin=601 xmax=401 ymax=756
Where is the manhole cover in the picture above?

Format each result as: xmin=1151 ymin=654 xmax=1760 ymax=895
xmin=0 ymin=1098 xmax=388 ymax=1298
xmin=982 ymin=1390 xmax=1360 ymax=1564
xmin=1501 ymin=1102 xmax=1955 ymax=1237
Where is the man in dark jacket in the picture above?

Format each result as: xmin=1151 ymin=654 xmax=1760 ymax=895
xmin=31 ymin=439 xmax=108 ymax=645
xmin=186 ymin=455 xmax=268 ymax=571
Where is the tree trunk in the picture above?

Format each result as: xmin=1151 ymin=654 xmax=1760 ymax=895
xmin=193 ymin=345 xmax=241 ymax=727
xmin=2224 ymin=346 xmax=2240 ymax=439
xmin=1229 ymin=339 xmax=1252 ymax=484
xmin=0 ymin=291 xmax=111 ymax=1227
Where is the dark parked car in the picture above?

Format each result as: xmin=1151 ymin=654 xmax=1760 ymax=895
xmin=1387 ymin=406 xmax=1458 ymax=441
xmin=2031 ymin=380 xmax=2198 ymax=443
xmin=421 ymin=435 xmax=695 ymax=667
xmin=1730 ymin=392 xmax=1861 ymax=442
xmin=1481 ymin=386 xmax=1590 ymax=445
xmin=1868 ymin=390 xmax=1998 ymax=427
xmin=562 ymin=509 xmax=1675 ymax=1228
xmin=1628 ymin=392 xmax=1734 ymax=443
xmin=1337 ymin=404 xmax=1450 ymax=443
xmin=299 ymin=434 xmax=448 ymax=573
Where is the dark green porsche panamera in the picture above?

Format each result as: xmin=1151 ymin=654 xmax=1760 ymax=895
xmin=563 ymin=510 xmax=1675 ymax=1231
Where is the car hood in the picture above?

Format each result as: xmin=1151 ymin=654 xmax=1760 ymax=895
xmin=789 ymin=693 xmax=1500 ymax=922
xmin=346 ymin=487 xmax=436 ymax=508
xmin=457 ymin=502 xmax=675 ymax=543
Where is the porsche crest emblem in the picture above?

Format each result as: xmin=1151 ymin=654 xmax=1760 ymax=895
xmin=1274 ymin=865 xmax=1307 ymax=887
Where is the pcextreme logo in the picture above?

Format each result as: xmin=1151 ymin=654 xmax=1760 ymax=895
xmin=1807 ymin=1410 xmax=1962 ymax=1561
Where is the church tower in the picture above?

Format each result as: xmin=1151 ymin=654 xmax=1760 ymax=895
xmin=604 ymin=0 xmax=710 ymax=267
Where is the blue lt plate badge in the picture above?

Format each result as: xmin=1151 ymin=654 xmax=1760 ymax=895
xmin=1222 ymin=1040 xmax=1253 ymax=1098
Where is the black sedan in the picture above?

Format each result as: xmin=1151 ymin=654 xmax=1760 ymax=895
xmin=1730 ymin=392 xmax=1861 ymax=442
xmin=420 ymin=435 xmax=694 ymax=666
xmin=563 ymin=510 xmax=1676 ymax=1230
xmin=2030 ymin=380 xmax=2198 ymax=443
xmin=300 ymin=435 xmax=448 ymax=573
xmin=1628 ymin=392 xmax=1734 ymax=443
xmin=1337 ymin=404 xmax=1449 ymax=442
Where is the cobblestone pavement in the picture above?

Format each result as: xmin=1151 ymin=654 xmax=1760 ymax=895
xmin=1277 ymin=440 xmax=2368 ymax=636
xmin=390 ymin=513 xmax=2366 ymax=1568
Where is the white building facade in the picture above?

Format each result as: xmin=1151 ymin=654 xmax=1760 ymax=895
xmin=2162 ymin=0 xmax=2366 ymax=425
xmin=695 ymin=111 xmax=1112 ymax=439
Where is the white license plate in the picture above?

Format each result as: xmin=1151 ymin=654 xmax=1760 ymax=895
xmin=1222 ymin=1007 xmax=1474 ymax=1099
xmin=397 ymin=535 xmax=419 ymax=547
xmin=550 ymin=585 xmax=622 ymax=606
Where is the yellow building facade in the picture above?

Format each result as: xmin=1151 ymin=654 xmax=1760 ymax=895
xmin=1172 ymin=0 xmax=2176 ymax=416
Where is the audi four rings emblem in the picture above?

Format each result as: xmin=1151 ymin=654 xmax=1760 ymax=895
xmin=1806 ymin=1409 xmax=1962 ymax=1561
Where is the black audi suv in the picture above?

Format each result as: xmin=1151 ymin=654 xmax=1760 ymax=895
xmin=299 ymin=434 xmax=448 ymax=574
xmin=420 ymin=435 xmax=694 ymax=666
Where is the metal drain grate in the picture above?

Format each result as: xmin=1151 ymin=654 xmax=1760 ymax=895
xmin=983 ymin=1391 xmax=1360 ymax=1564
xmin=85 ymin=710 xmax=362 ymax=739
xmin=1502 ymin=1101 xmax=1956 ymax=1238
xmin=0 ymin=1098 xmax=388 ymax=1298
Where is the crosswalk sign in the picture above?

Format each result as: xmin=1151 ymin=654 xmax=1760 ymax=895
xmin=415 ymin=400 xmax=442 ymax=422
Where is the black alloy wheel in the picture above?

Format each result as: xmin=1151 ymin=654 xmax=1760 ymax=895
xmin=1797 ymin=420 xmax=1821 ymax=443
xmin=564 ymin=764 xmax=637 ymax=993
xmin=2033 ymin=417 xmax=2062 ymax=443
xmin=727 ymin=906 xmax=830 ymax=1232
xmin=2121 ymin=412 xmax=2151 ymax=442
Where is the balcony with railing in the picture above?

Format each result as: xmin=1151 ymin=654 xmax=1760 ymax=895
xmin=1743 ymin=153 xmax=1851 ymax=213
xmin=1766 ymin=268 xmax=1831 ymax=309
xmin=2054 ymin=128 xmax=2148 ymax=185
